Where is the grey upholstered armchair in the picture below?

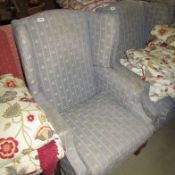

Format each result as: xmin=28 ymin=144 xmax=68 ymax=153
xmin=11 ymin=0 xmax=174 ymax=174
xmin=96 ymin=0 xmax=175 ymax=128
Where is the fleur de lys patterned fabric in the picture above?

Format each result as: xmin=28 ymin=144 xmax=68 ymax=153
xmin=0 ymin=74 xmax=64 ymax=175
xmin=120 ymin=25 xmax=175 ymax=102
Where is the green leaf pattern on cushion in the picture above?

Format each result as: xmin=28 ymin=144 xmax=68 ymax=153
xmin=0 ymin=91 xmax=17 ymax=103
xmin=2 ymin=103 xmax=21 ymax=118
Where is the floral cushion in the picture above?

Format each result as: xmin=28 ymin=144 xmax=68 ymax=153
xmin=151 ymin=25 xmax=175 ymax=47
xmin=120 ymin=25 xmax=175 ymax=102
xmin=0 ymin=74 xmax=64 ymax=174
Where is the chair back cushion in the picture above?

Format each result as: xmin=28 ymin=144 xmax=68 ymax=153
xmin=12 ymin=10 xmax=96 ymax=112
xmin=88 ymin=12 xmax=118 ymax=67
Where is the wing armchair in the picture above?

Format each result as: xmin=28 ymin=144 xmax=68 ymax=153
xmin=12 ymin=5 xmax=155 ymax=175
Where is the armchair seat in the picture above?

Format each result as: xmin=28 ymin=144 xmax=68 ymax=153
xmin=61 ymin=91 xmax=153 ymax=175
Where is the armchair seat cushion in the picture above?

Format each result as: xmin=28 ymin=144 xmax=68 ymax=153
xmin=61 ymin=91 xmax=154 ymax=175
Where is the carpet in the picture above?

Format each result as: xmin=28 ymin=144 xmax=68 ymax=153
xmin=108 ymin=119 xmax=175 ymax=175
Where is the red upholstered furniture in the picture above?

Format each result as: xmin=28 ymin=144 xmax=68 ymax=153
xmin=0 ymin=25 xmax=24 ymax=79
xmin=0 ymin=26 xmax=64 ymax=175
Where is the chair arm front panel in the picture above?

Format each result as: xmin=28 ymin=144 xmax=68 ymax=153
xmin=94 ymin=66 xmax=152 ymax=124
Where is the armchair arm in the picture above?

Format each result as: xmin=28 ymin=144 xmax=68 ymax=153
xmin=141 ymin=85 xmax=175 ymax=129
xmin=35 ymin=92 xmax=68 ymax=135
xmin=35 ymin=92 xmax=88 ymax=175
xmin=95 ymin=66 xmax=152 ymax=124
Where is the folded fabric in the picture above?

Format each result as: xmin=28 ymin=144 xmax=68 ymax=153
xmin=0 ymin=74 xmax=64 ymax=175
xmin=120 ymin=25 xmax=175 ymax=102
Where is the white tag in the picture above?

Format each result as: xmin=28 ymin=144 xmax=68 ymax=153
xmin=110 ymin=7 xmax=116 ymax=11
xmin=37 ymin=17 xmax=45 ymax=22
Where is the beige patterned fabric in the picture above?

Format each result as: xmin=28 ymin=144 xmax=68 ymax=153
xmin=120 ymin=25 xmax=175 ymax=102
xmin=0 ymin=74 xmax=64 ymax=175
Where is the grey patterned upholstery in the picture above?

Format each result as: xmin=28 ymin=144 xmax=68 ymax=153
xmin=12 ymin=1 xmax=173 ymax=174
xmin=13 ymin=10 xmax=96 ymax=113
xmin=96 ymin=0 xmax=146 ymax=65
xmin=88 ymin=13 xmax=118 ymax=67
xmin=141 ymin=85 xmax=175 ymax=129
xmin=94 ymin=67 xmax=152 ymax=124
xmin=96 ymin=0 xmax=175 ymax=128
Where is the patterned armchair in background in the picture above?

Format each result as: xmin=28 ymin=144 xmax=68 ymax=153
xmin=11 ymin=0 xmax=174 ymax=174
xmin=96 ymin=0 xmax=175 ymax=128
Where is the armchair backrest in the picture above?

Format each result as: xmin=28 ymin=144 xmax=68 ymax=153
xmin=113 ymin=0 xmax=146 ymax=66
xmin=12 ymin=10 xmax=96 ymax=112
xmin=12 ymin=1 xmax=174 ymax=112
xmin=88 ymin=12 xmax=118 ymax=67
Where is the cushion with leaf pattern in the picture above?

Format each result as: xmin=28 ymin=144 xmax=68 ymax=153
xmin=0 ymin=74 xmax=64 ymax=175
